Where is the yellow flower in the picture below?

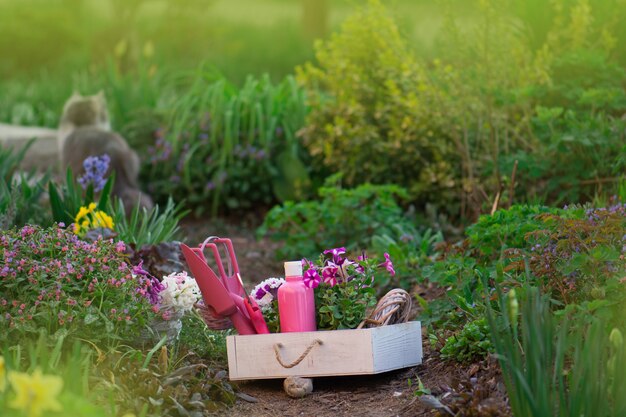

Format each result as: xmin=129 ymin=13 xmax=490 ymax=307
xmin=75 ymin=205 xmax=90 ymax=222
xmin=0 ymin=356 xmax=6 ymax=392
xmin=92 ymin=210 xmax=114 ymax=230
xmin=8 ymin=368 xmax=63 ymax=417
xmin=74 ymin=204 xmax=114 ymax=235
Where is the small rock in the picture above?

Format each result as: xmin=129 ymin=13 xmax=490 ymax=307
xmin=283 ymin=376 xmax=313 ymax=398
xmin=393 ymin=391 xmax=403 ymax=397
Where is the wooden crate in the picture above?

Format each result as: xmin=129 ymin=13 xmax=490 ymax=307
xmin=226 ymin=321 xmax=422 ymax=380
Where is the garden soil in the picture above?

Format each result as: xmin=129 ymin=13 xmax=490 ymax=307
xmin=180 ymin=217 xmax=510 ymax=417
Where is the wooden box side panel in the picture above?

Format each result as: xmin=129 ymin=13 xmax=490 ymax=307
xmin=227 ymin=329 xmax=374 ymax=380
xmin=371 ymin=321 xmax=422 ymax=373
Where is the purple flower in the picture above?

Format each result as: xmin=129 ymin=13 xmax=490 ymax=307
xmin=254 ymin=287 xmax=267 ymax=299
xmin=324 ymin=247 xmax=347 ymax=265
xmin=324 ymin=247 xmax=346 ymax=258
xmin=78 ymin=154 xmax=110 ymax=192
xmin=147 ymin=276 xmax=165 ymax=305
xmin=303 ymin=268 xmax=321 ymax=289
xmin=381 ymin=253 xmax=395 ymax=276
xmin=132 ymin=260 xmax=149 ymax=277
xmin=322 ymin=263 xmax=339 ymax=286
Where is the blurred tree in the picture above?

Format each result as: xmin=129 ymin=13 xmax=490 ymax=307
xmin=302 ymin=0 xmax=328 ymax=39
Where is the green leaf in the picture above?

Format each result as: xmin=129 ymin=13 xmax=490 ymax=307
xmin=97 ymin=174 xmax=115 ymax=211
xmin=589 ymin=246 xmax=620 ymax=261
xmin=48 ymin=182 xmax=70 ymax=224
xmin=84 ymin=314 xmax=99 ymax=325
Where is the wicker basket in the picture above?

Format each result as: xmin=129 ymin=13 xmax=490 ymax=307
xmin=195 ymin=300 xmax=233 ymax=331
xmin=357 ymin=288 xmax=413 ymax=329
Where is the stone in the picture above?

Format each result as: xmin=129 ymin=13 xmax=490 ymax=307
xmin=0 ymin=123 xmax=59 ymax=173
xmin=283 ymin=376 xmax=314 ymax=398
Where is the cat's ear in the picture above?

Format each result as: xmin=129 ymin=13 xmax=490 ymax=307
xmin=71 ymin=90 xmax=81 ymax=98
xmin=96 ymin=90 xmax=108 ymax=105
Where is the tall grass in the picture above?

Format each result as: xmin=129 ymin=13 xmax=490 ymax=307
xmin=487 ymin=286 xmax=626 ymax=416
xmin=146 ymin=70 xmax=309 ymax=214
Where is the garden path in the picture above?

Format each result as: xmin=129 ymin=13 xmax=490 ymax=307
xmin=179 ymin=217 xmax=509 ymax=417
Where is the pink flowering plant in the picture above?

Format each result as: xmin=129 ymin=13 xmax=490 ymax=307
xmin=0 ymin=224 xmax=160 ymax=345
xmin=303 ymin=247 xmax=395 ymax=330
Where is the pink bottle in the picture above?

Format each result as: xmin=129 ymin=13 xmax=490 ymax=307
xmin=278 ymin=261 xmax=317 ymax=332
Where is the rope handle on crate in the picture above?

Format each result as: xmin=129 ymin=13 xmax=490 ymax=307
xmin=273 ymin=339 xmax=323 ymax=368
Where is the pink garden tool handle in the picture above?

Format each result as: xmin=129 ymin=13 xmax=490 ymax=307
xmin=181 ymin=244 xmax=256 ymax=335
xmin=211 ymin=238 xmax=241 ymax=275
xmin=182 ymin=244 xmax=236 ymax=317
xmin=199 ymin=237 xmax=246 ymax=298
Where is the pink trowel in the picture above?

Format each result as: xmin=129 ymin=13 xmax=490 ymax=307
xmin=180 ymin=243 xmax=255 ymax=335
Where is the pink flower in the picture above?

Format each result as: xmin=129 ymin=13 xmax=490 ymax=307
xmin=322 ymin=263 xmax=339 ymax=287
xmin=381 ymin=253 xmax=395 ymax=276
xmin=303 ymin=268 xmax=321 ymax=289
xmin=324 ymin=247 xmax=346 ymax=257
xmin=324 ymin=247 xmax=347 ymax=265
xmin=115 ymin=241 xmax=126 ymax=253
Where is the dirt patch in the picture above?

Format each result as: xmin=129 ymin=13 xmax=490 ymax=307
xmin=218 ymin=333 xmax=509 ymax=417
xmin=179 ymin=214 xmax=283 ymax=284
xmin=179 ymin=216 xmax=511 ymax=417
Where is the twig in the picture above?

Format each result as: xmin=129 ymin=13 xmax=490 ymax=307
xmin=578 ymin=177 xmax=620 ymax=186
xmin=490 ymin=191 xmax=501 ymax=215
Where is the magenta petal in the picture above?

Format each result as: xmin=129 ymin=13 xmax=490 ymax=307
xmin=323 ymin=247 xmax=346 ymax=257
xmin=303 ymin=268 xmax=321 ymax=289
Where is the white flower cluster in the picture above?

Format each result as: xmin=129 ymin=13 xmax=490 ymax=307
xmin=159 ymin=271 xmax=202 ymax=313
xmin=250 ymin=277 xmax=286 ymax=308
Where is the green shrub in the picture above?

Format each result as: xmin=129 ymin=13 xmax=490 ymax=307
xmin=520 ymin=203 xmax=626 ymax=304
xmin=110 ymin=197 xmax=187 ymax=247
xmin=500 ymin=110 xmax=626 ymax=206
xmin=466 ymin=205 xmax=562 ymax=258
xmin=296 ymin=0 xmax=455 ymax=208
xmin=0 ymin=225 xmax=157 ymax=346
xmin=487 ymin=286 xmax=626 ymax=417
xmin=0 ymin=141 xmax=51 ymax=229
xmin=440 ymin=317 xmax=493 ymax=363
xmin=371 ymin=225 xmax=443 ymax=290
xmin=145 ymin=72 xmax=310 ymax=214
xmin=258 ymin=180 xmax=412 ymax=260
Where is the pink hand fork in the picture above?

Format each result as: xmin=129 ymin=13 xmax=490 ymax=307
xmin=181 ymin=242 xmax=256 ymax=335
xmin=202 ymin=237 xmax=269 ymax=334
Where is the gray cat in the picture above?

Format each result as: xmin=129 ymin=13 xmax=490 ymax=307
xmin=58 ymin=91 xmax=153 ymax=215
